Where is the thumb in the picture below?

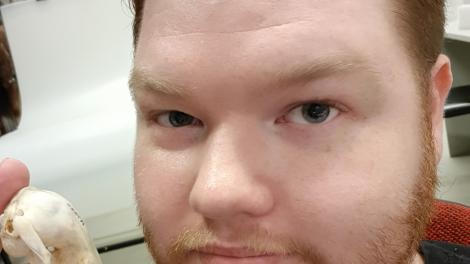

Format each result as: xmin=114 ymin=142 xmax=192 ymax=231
xmin=0 ymin=158 xmax=30 ymax=212
xmin=0 ymin=158 xmax=30 ymax=254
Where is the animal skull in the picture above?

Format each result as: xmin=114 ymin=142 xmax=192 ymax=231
xmin=0 ymin=187 xmax=102 ymax=264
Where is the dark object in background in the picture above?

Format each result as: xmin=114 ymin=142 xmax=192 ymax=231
xmin=0 ymin=250 xmax=12 ymax=264
xmin=445 ymin=85 xmax=470 ymax=118
xmin=0 ymin=22 xmax=21 ymax=136
xmin=444 ymin=85 xmax=470 ymax=157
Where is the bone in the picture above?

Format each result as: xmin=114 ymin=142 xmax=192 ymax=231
xmin=0 ymin=187 xmax=102 ymax=264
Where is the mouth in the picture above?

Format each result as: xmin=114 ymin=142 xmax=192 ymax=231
xmin=193 ymin=245 xmax=288 ymax=264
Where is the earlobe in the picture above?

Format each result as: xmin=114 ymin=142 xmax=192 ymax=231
xmin=429 ymin=54 xmax=453 ymax=162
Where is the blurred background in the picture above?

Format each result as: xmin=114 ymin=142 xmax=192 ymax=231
xmin=0 ymin=0 xmax=469 ymax=263
xmin=0 ymin=5 xmax=19 ymax=136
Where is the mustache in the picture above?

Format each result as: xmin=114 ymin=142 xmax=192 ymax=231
xmin=166 ymin=226 xmax=324 ymax=263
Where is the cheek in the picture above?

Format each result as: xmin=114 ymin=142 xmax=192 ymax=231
xmin=134 ymin=132 xmax=198 ymax=245
xmin=281 ymin=116 xmax=423 ymax=254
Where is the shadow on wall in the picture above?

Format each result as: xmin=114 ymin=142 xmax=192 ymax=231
xmin=0 ymin=11 xmax=20 ymax=137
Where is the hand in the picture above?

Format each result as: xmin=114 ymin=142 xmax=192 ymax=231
xmin=0 ymin=158 xmax=30 ymax=252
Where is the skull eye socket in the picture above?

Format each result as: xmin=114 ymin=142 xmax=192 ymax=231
xmin=6 ymin=218 xmax=14 ymax=234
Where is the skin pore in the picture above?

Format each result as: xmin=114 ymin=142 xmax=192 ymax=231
xmin=131 ymin=0 xmax=452 ymax=263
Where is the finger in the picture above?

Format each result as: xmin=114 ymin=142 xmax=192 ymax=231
xmin=0 ymin=158 xmax=30 ymax=212
xmin=0 ymin=158 xmax=29 ymax=253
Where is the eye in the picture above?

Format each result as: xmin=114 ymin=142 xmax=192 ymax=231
xmin=155 ymin=111 xmax=202 ymax=127
xmin=285 ymin=103 xmax=339 ymax=124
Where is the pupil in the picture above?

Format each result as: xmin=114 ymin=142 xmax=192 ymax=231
xmin=169 ymin=111 xmax=194 ymax=127
xmin=302 ymin=104 xmax=330 ymax=123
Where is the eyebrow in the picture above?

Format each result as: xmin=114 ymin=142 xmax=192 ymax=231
xmin=129 ymin=68 xmax=189 ymax=99
xmin=129 ymin=54 xmax=380 ymax=98
xmin=274 ymin=54 xmax=380 ymax=87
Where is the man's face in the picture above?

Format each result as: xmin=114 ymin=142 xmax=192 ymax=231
xmin=132 ymin=0 xmax=437 ymax=263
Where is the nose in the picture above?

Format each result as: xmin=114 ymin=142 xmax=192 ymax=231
xmin=189 ymin=123 xmax=275 ymax=220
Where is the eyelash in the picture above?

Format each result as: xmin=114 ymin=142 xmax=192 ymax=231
xmin=147 ymin=111 xmax=202 ymax=128
xmin=277 ymin=100 xmax=344 ymax=124
xmin=288 ymin=100 xmax=344 ymax=115
xmin=147 ymin=100 xmax=345 ymax=128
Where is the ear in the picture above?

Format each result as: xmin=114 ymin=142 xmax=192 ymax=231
xmin=429 ymin=54 xmax=453 ymax=162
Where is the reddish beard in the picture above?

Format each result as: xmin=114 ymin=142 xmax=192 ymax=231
xmin=362 ymin=112 xmax=438 ymax=264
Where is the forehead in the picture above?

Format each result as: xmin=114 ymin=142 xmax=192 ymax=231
xmin=135 ymin=0 xmax=401 ymax=62
xmin=139 ymin=0 xmax=391 ymax=38
xmin=134 ymin=0 xmax=411 ymax=95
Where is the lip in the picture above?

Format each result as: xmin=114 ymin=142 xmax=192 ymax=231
xmin=190 ymin=245 xmax=293 ymax=264
xmin=197 ymin=245 xmax=276 ymax=258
